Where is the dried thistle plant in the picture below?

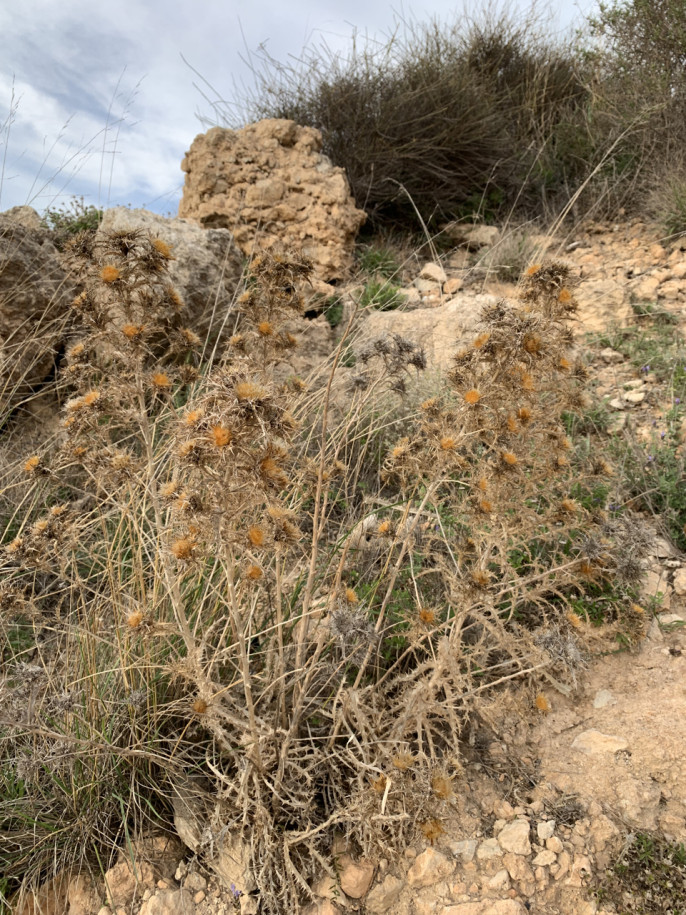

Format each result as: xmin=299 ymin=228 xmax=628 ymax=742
xmin=0 ymin=243 xmax=651 ymax=914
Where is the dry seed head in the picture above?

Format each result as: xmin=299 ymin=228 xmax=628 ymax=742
xmin=473 ymin=332 xmax=491 ymax=349
xmin=83 ymin=390 xmax=100 ymax=406
xmin=630 ymin=603 xmax=645 ymax=615
xmin=180 ymin=327 xmax=200 ymax=346
xmin=440 ymin=436 xmax=456 ymax=451
xmin=211 ymin=425 xmax=232 ymax=447
xmin=248 ymin=526 xmax=265 ymax=547
xmin=501 ymin=451 xmax=518 ymax=466
xmin=152 ymin=238 xmax=173 ymax=258
xmin=421 ymin=819 xmax=445 ymax=843
xmin=185 ymin=409 xmax=203 ymax=426
xmin=555 ymin=455 xmax=569 ymax=469
xmin=392 ymin=752 xmax=415 ymax=771
xmin=535 ymin=694 xmax=551 ymax=712
xmin=235 ymin=381 xmax=267 ymax=402
xmin=24 ymin=455 xmax=40 ymax=474
xmin=246 ymin=564 xmax=263 ymax=580
xmin=192 ymin=698 xmax=208 ymax=715
xmin=506 ymin=413 xmax=518 ymax=433
xmin=257 ymin=321 xmax=274 ymax=337
xmin=517 ymin=406 xmax=532 ymax=424
xmin=419 ymin=607 xmax=436 ymax=624
xmin=431 ymin=775 xmax=453 ymax=800
xmin=523 ymin=334 xmax=542 ymax=354
xmin=100 ymin=265 xmax=120 ymax=283
xmin=152 ymin=372 xmax=172 ymax=389
xmin=345 ymin=588 xmax=358 ymax=605
xmin=377 ymin=520 xmax=392 ymax=535
xmin=578 ymin=560 xmax=595 ymax=578
xmin=161 ymin=481 xmax=178 ymax=500
xmin=559 ymin=356 xmax=571 ymax=371
xmin=371 ymin=775 xmax=387 ymax=795
xmin=567 ymin=611 xmax=582 ymax=628
xmin=127 ymin=611 xmax=144 ymax=629
xmin=472 ymin=569 xmax=491 ymax=588
xmin=122 ymin=324 xmax=144 ymax=339
xmin=525 ymin=264 xmax=542 ymax=276
xmin=477 ymin=477 xmax=489 ymax=492
xmin=67 ymin=342 xmax=85 ymax=360
xmin=165 ymin=286 xmax=184 ymax=310
xmin=479 ymin=499 xmax=493 ymax=513
xmin=520 ymin=371 xmax=534 ymax=391
xmin=177 ymin=440 xmax=199 ymax=459
xmin=171 ymin=537 xmax=196 ymax=560
xmin=558 ymin=287 xmax=572 ymax=303
xmin=464 ymin=388 xmax=481 ymax=405
xmin=50 ymin=505 xmax=67 ymax=517
xmin=560 ymin=498 xmax=578 ymax=513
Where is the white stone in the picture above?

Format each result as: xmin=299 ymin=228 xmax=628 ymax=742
xmin=592 ymin=690 xmax=616 ymax=709
xmin=497 ymin=820 xmax=531 ymax=856
xmin=476 ymin=838 xmax=503 ymax=860
xmin=419 ymin=262 xmax=448 ymax=284
xmin=571 ymin=729 xmax=629 ymax=754
xmin=536 ymin=820 xmax=556 ymax=841
xmin=623 ymin=390 xmax=645 ymax=404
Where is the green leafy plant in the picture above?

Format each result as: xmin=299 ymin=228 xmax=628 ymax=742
xmin=41 ymin=196 xmax=103 ymax=248
xmin=359 ymin=279 xmax=406 ymax=310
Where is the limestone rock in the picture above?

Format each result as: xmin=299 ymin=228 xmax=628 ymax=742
xmin=406 ymin=848 xmax=454 ymax=888
xmin=443 ymin=223 xmax=500 ymax=250
xmin=419 ymin=262 xmax=447 ymax=284
xmin=440 ymin=900 xmax=526 ymax=914
xmin=361 ymin=293 xmax=495 ymax=373
xmin=172 ymin=780 xmax=256 ymax=894
xmin=0 ymin=209 xmax=75 ymax=403
xmin=364 ymin=875 xmax=405 ymax=913
xmin=672 ymin=567 xmax=686 ymax=596
xmin=497 ymin=820 xmax=531 ymax=856
xmin=67 ymin=874 xmax=101 ymax=915
xmin=571 ymin=729 xmax=629 ymax=754
xmin=139 ymin=889 xmax=194 ymax=915
xmin=179 ymin=120 xmax=366 ymax=281
xmin=98 ymin=207 xmax=243 ymax=338
xmin=104 ymin=858 xmax=156 ymax=908
xmin=338 ymin=855 xmax=375 ymax=898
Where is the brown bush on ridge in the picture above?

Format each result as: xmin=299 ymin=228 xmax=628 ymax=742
xmin=221 ymin=12 xmax=591 ymax=228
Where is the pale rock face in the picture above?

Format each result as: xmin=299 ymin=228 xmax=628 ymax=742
xmin=0 ymin=209 xmax=75 ymax=403
xmin=98 ymin=207 xmax=243 ymax=338
xmin=406 ymin=848 xmax=455 ymax=888
xmin=179 ymin=120 xmax=366 ymax=282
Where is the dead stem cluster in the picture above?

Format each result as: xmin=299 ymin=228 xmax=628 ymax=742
xmin=0 ymin=235 xmax=651 ymax=912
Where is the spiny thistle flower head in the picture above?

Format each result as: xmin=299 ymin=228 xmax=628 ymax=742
xmin=152 ymin=372 xmax=172 ymax=389
xmin=24 ymin=455 xmax=40 ymax=474
xmin=100 ymin=265 xmax=120 ymax=284
xmin=464 ymin=388 xmax=481 ymax=405
xmin=152 ymin=238 xmax=173 ymax=259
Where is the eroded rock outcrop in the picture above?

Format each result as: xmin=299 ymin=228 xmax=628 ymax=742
xmin=0 ymin=208 xmax=75 ymax=406
xmin=178 ymin=120 xmax=366 ymax=282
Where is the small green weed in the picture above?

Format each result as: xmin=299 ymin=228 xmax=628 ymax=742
xmin=358 ymin=245 xmax=401 ymax=280
xmin=596 ymin=832 xmax=686 ymax=914
xmin=359 ymin=280 xmax=406 ymax=311
xmin=41 ymin=196 xmax=103 ymax=249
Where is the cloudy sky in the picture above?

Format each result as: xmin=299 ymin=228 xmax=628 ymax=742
xmin=1 ymin=0 xmax=597 ymax=218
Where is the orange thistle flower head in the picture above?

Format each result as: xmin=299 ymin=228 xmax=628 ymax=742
xmin=211 ymin=425 xmax=232 ymax=447
xmin=440 ymin=436 xmax=456 ymax=451
xmin=377 ymin=520 xmax=392 ymax=535
xmin=246 ymin=564 xmax=263 ymax=580
xmin=180 ymin=327 xmax=200 ymax=346
xmin=477 ymin=477 xmax=488 ymax=491
xmin=122 ymin=324 xmax=144 ymax=339
xmin=24 ymin=455 xmax=40 ymax=473
xmin=235 ymin=381 xmax=267 ymax=402
xmin=517 ymin=406 xmax=532 ymax=424
xmin=152 ymin=372 xmax=171 ymax=389
xmin=192 ymin=698 xmax=208 ymax=715
xmin=345 ymin=587 xmax=358 ymax=604
xmin=152 ymin=238 xmax=173 ymax=259
xmin=472 ymin=569 xmax=491 ymax=588
xmin=248 ymin=526 xmax=265 ymax=547
xmin=419 ymin=607 xmax=436 ymax=625
xmin=535 ymin=694 xmax=550 ymax=712
xmin=392 ymin=752 xmax=415 ymax=771
xmin=525 ymin=264 xmax=542 ymax=276
xmin=100 ymin=265 xmax=120 ymax=283
xmin=83 ymin=390 xmax=100 ymax=407
xmin=507 ymin=413 xmax=518 ymax=433
xmin=127 ymin=611 xmax=144 ymax=629
xmin=559 ymin=356 xmax=571 ymax=371
xmin=501 ymin=451 xmax=518 ymax=466
xmin=479 ymin=499 xmax=493 ymax=513
xmin=464 ymin=388 xmax=481 ymax=405
xmin=257 ymin=321 xmax=274 ymax=337
xmin=558 ymin=287 xmax=572 ymax=303
xmin=171 ymin=537 xmax=196 ymax=560
xmin=431 ymin=775 xmax=453 ymax=799
xmin=472 ymin=332 xmax=491 ymax=349
xmin=184 ymin=409 xmax=203 ymax=426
